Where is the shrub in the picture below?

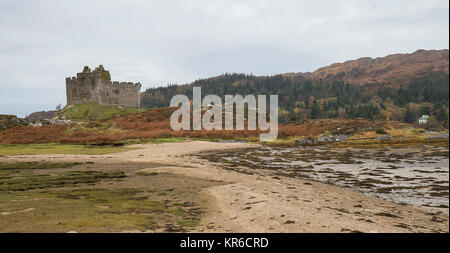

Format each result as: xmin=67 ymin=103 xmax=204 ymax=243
xmin=375 ymin=127 xmax=387 ymax=134
xmin=415 ymin=128 xmax=426 ymax=133
xmin=279 ymin=130 xmax=288 ymax=139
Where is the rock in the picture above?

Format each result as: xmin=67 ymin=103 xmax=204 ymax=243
xmin=375 ymin=135 xmax=392 ymax=141
xmin=296 ymin=135 xmax=350 ymax=145
xmin=424 ymin=131 xmax=449 ymax=140
xmin=24 ymin=110 xmax=58 ymax=124
xmin=317 ymin=134 xmax=350 ymax=143
xmin=334 ymin=135 xmax=350 ymax=142
xmin=317 ymin=136 xmax=330 ymax=143
xmin=295 ymin=138 xmax=314 ymax=145
xmin=29 ymin=118 xmax=71 ymax=127
xmin=47 ymin=119 xmax=72 ymax=125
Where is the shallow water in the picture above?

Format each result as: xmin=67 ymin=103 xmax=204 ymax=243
xmin=198 ymin=145 xmax=449 ymax=210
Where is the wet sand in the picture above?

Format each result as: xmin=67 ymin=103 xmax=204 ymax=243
xmin=1 ymin=141 xmax=448 ymax=233
xmin=197 ymin=146 xmax=449 ymax=214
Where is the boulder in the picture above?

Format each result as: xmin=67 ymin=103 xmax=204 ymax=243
xmin=25 ymin=110 xmax=58 ymax=124
xmin=375 ymin=135 xmax=392 ymax=141
xmin=296 ymin=135 xmax=350 ymax=145
xmin=296 ymin=138 xmax=314 ymax=145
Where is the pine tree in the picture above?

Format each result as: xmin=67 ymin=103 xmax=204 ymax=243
xmin=404 ymin=106 xmax=416 ymax=123
xmin=310 ymin=100 xmax=320 ymax=119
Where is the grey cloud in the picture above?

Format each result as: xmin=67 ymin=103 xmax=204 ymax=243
xmin=0 ymin=0 xmax=448 ymax=117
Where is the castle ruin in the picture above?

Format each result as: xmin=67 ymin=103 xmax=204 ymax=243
xmin=66 ymin=65 xmax=141 ymax=108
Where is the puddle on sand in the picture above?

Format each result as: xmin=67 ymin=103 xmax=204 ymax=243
xmin=197 ymin=145 xmax=449 ymax=211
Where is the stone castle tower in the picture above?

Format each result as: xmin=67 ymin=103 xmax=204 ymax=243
xmin=66 ymin=65 xmax=141 ymax=108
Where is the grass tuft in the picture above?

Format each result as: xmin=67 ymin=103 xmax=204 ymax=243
xmin=0 ymin=143 xmax=136 ymax=156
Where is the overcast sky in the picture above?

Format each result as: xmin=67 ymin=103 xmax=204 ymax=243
xmin=0 ymin=0 xmax=448 ymax=117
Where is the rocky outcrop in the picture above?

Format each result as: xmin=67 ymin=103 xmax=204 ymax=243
xmin=0 ymin=115 xmax=26 ymax=131
xmin=296 ymin=134 xmax=351 ymax=145
xmin=375 ymin=135 xmax=392 ymax=141
xmin=424 ymin=131 xmax=449 ymax=140
xmin=25 ymin=110 xmax=58 ymax=124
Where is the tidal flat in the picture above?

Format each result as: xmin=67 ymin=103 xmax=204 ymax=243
xmin=0 ymin=141 xmax=448 ymax=232
xmin=0 ymin=161 xmax=222 ymax=232
xmin=197 ymin=144 xmax=449 ymax=213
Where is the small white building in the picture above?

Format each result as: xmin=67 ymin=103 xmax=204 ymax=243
xmin=418 ymin=115 xmax=429 ymax=124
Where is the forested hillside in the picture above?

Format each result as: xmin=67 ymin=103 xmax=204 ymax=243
xmin=141 ymin=71 xmax=448 ymax=127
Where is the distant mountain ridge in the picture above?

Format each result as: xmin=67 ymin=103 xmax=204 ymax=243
xmin=141 ymin=49 xmax=448 ymax=126
xmin=283 ymin=49 xmax=449 ymax=86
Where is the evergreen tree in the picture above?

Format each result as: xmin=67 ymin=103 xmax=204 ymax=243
xmin=310 ymin=100 xmax=320 ymax=119
xmin=404 ymin=106 xmax=416 ymax=123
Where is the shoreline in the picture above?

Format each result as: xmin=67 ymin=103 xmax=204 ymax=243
xmin=1 ymin=140 xmax=448 ymax=233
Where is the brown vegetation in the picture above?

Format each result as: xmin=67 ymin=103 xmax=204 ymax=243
xmin=0 ymin=105 xmax=395 ymax=145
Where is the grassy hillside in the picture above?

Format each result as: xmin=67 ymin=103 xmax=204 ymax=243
xmin=59 ymin=103 xmax=146 ymax=121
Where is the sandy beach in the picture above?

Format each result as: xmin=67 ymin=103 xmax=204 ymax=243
xmin=1 ymin=140 xmax=448 ymax=233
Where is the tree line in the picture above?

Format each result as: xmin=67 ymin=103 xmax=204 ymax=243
xmin=141 ymin=72 xmax=449 ymax=127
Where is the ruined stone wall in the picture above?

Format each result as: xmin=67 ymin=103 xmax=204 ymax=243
xmin=66 ymin=65 xmax=141 ymax=108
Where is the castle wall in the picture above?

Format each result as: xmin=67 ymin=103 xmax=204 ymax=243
xmin=66 ymin=66 xmax=141 ymax=108
xmin=66 ymin=76 xmax=100 ymax=105
xmin=97 ymin=81 xmax=141 ymax=107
